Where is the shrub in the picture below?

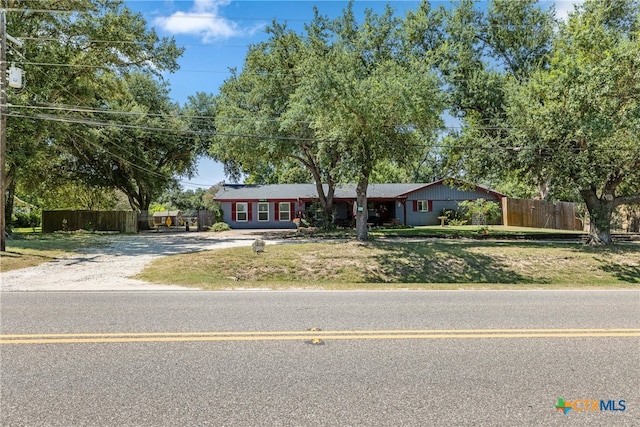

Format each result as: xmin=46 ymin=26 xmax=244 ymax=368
xmin=13 ymin=210 xmax=41 ymax=229
xmin=210 ymin=222 xmax=231 ymax=232
xmin=458 ymin=199 xmax=501 ymax=225
xmin=440 ymin=208 xmax=466 ymax=226
xmin=448 ymin=218 xmax=468 ymax=226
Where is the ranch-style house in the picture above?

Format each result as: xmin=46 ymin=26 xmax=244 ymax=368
xmin=214 ymin=179 xmax=504 ymax=229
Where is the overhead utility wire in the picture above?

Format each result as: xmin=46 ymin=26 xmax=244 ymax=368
xmin=68 ymin=129 xmax=170 ymax=181
xmin=8 ymin=113 xmax=192 ymax=183
xmin=20 ymin=60 xmax=300 ymax=76
xmin=66 ymin=125 xmax=214 ymax=190
xmin=5 ymin=8 xmax=307 ymax=22
xmin=8 ymin=113 xmax=202 ymax=135
xmin=9 ymin=104 xmax=314 ymax=125
xmin=10 ymin=65 xmax=210 ymax=188
xmin=12 ymin=112 xmax=639 ymax=156
xmin=8 ymin=6 xmax=563 ymax=26
xmin=20 ymin=36 xmax=252 ymax=49
xmin=0 ymin=112 xmax=537 ymax=151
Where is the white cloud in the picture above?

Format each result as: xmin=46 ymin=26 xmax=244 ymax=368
xmin=154 ymin=0 xmax=241 ymax=42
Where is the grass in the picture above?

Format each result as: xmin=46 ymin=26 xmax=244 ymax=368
xmin=135 ymin=239 xmax=640 ymax=290
xmin=4 ymin=227 xmax=638 ymax=289
xmin=371 ymin=225 xmax=586 ymax=238
xmin=11 ymin=227 xmax=43 ymax=233
xmin=0 ymin=231 xmax=110 ymax=273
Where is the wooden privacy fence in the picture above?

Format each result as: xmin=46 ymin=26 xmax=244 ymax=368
xmin=43 ymin=210 xmax=137 ymax=233
xmin=197 ymin=209 xmax=214 ymax=231
xmin=501 ymin=198 xmax=583 ymax=231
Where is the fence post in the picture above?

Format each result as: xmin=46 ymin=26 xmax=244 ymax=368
xmin=501 ymin=197 xmax=509 ymax=227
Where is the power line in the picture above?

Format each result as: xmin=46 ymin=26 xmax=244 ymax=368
xmin=6 ymin=42 xmax=219 ymax=191
xmin=64 ymin=120 xmax=218 ymax=190
xmin=19 ymin=60 xmax=303 ymax=77
xmin=8 ymin=112 xmax=204 ymax=135
xmin=21 ymin=61 xmax=235 ymax=74
xmin=9 ymin=103 xmax=313 ymax=125
xmin=18 ymin=36 xmax=253 ymax=49
xmin=10 ymin=111 xmax=640 ymax=153
xmin=67 ymin=129 xmax=170 ymax=181
xmin=10 ymin=103 xmax=210 ymax=120
xmin=5 ymin=7 xmax=308 ymax=23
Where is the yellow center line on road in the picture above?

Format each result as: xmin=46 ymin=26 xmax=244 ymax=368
xmin=1 ymin=329 xmax=639 ymax=344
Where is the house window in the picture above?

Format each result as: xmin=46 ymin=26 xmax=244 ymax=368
xmin=257 ymin=202 xmax=269 ymax=222
xmin=418 ymin=200 xmax=431 ymax=212
xmin=236 ymin=202 xmax=248 ymax=222
xmin=278 ymin=202 xmax=291 ymax=221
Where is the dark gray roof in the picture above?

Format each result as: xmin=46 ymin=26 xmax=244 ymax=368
xmin=214 ymin=183 xmax=434 ymax=201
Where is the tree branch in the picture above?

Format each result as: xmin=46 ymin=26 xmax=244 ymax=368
xmin=614 ymin=195 xmax=640 ymax=207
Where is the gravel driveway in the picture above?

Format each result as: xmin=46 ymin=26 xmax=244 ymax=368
xmin=1 ymin=231 xmax=285 ymax=292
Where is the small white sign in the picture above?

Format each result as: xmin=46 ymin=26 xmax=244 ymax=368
xmin=8 ymin=64 xmax=22 ymax=88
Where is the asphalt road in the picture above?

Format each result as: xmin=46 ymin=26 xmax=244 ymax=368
xmin=1 ymin=290 xmax=638 ymax=426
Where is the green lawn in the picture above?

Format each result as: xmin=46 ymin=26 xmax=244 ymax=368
xmin=0 ymin=231 xmax=109 ymax=272
xmin=135 ymin=239 xmax=640 ymax=289
xmin=4 ymin=227 xmax=638 ymax=289
xmin=371 ymin=225 xmax=586 ymax=238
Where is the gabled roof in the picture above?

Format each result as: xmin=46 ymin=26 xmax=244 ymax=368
xmin=214 ymin=180 xmax=504 ymax=201
xmin=396 ymin=179 xmax=505 ymax=199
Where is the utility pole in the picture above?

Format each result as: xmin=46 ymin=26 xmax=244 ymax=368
xmin=0 ymin=7 xmax=21 ymax=252
xmin=1 ymin=8 xmax=7 ymax=252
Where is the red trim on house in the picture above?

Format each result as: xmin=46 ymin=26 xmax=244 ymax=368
xmin=216 ymin=198 xmax=298 ymax=203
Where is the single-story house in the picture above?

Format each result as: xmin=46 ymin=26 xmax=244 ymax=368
xmin=214 ymin=179 xmax=504 ymax=229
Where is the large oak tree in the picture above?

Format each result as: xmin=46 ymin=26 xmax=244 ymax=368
xmin=5 ymin=0 xmax=184 ymax=222
xmin=287 ymin=3 xmax=444 ymax=240
xmin=207 ymin=20 xmax=344 ymax=226
xmin=504 ymin=0 xmax=640 ymax=245
xmin=421 ymin=0 xmax=639 ymax=245
xmin=209 ymin=3 xmax=445 ymax=239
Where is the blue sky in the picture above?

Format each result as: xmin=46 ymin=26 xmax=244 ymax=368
xmin=124 ymin=0 xmax=580 ymax=189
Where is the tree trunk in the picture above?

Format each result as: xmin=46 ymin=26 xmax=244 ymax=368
xmin=130 ymin=187 xmax=153 ymax=231
xmin=581 ymin=190 xmax=615 ymax=246
xmin=139 ymin=193 xmax=154 ymax=231
xmin=355 ymin=177 xmax=369 ymax=241
xmin=312 ymin=179 xmax=336 ymax=230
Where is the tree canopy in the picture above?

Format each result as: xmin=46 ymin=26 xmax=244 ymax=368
xmin=427 ymin=0 xmax=639 ymax=244
xmin=503 ymin=0 xmax=640 ymax=244
xmin=61 ymin=73 xmax=205 ymax=212
xmin=4 ymin=0 xmax=187 ymax=223
xmin=289 ymin=4 xmax=445 ymax=240
xmin=4 ymin=0 xmax=638 ymax=246
xmin=205 ymin=20 xmax=345 ymax=226
xmin=209 ymin=2 xmax=445 ymax=239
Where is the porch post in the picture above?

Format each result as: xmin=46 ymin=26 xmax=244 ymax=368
xmin=403 ymin=199 xmax=407 ymax=226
